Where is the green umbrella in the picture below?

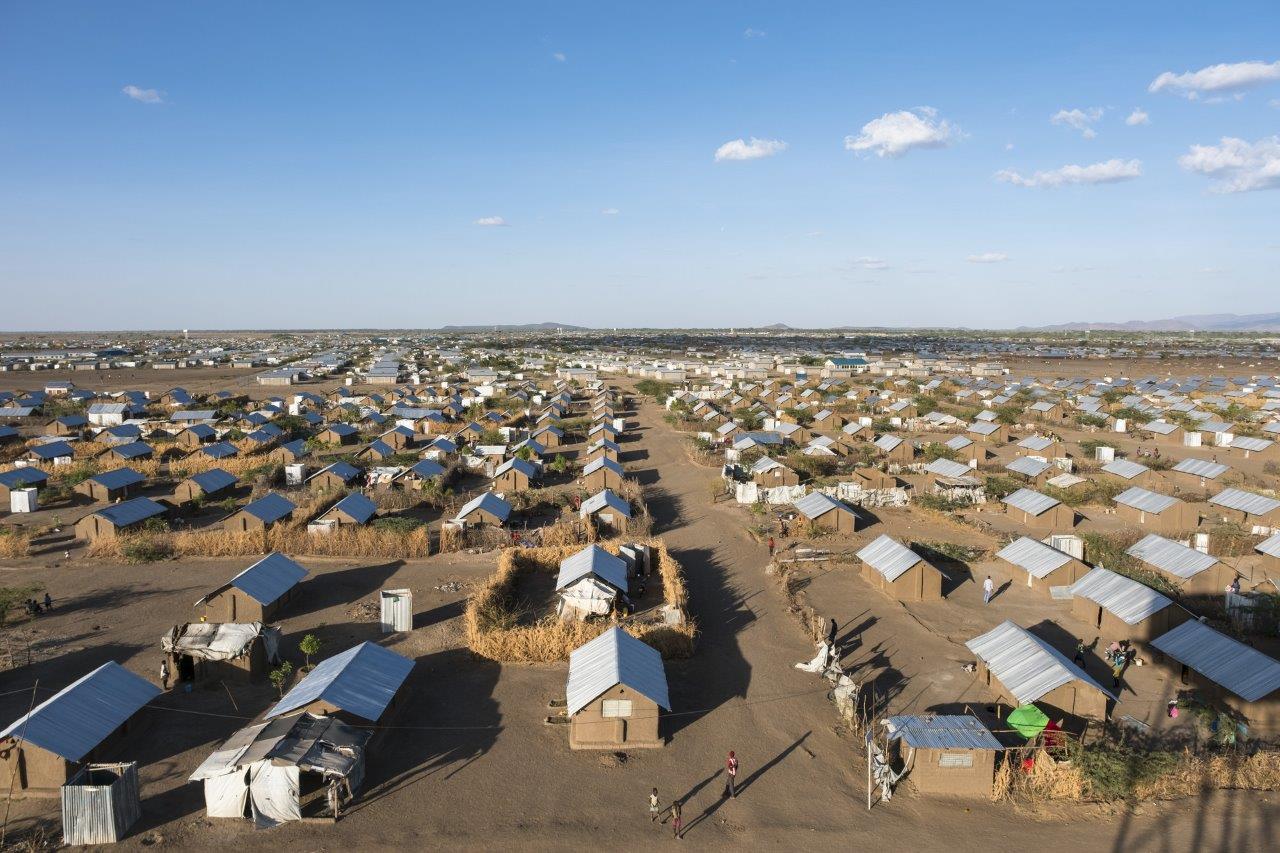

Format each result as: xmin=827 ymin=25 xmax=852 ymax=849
xmin=1007 ymin=704 xmax=1049 ymax=739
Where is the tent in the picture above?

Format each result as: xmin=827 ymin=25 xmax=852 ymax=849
xmin=190 ymin=713 xmax=368 ymax=826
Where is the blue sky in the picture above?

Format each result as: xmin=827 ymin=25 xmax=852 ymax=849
xmin=2 ymin=2 xmax=1279 ymax=330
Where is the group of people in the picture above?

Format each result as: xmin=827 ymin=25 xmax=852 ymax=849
xmin=647 ymin=751 xmax=741 ymax=840
xmin=23 ymin=593 xmax=53 ymax=616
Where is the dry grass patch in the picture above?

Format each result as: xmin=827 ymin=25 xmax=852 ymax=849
xmin=465 ymin=538 xmax=695 ymax=662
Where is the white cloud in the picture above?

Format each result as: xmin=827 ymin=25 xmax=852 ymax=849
xmin=552 ymin=52 xmax=566 ymax=62
xmin=714 ymin=137 xmax=787 ymax=162
xmin=122 ymin=85 xmax=163 ymax=104
xmin=854 ymin=256 xmax=889 ymax=270
xmin=966 ymin=252 xmax=1008 ymax=264
xmin=1150 ymin=60 xmax=1280 ymax=99
xmin=474 ymin=216 xmax=509 ymax=226
xmin=1004 ymin=142 xmax=1015 ymax=151
xmin=1125 ymin=108 xmax=1150 ymax=126
xmin=1051 ymin=107 xmax=1103 ymax=138
xmin=1178 ymin=136 xmax=1280 ymax=193
xmin=601 ymin=208 xmax=620 ymax=215
xmin=844 ymin=107 xmax=957 ymax=158
xmin=995 ymin=158 xmax=1142 ymax=188
xmin=1271 ymin=98 xmax=1280 ymax=109
xmin=743 ymin=27 xmax=766 ymax=39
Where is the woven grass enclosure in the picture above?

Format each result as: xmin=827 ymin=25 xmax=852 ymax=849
xmin=465 ymin=538 xmax=695 ymax=662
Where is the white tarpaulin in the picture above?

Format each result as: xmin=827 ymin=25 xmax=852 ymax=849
xmin=735 ymin=482 xmax=808 ymax=505
xmin=249 ymin=763 xmax=300 ymax=826
xmin=557 ymin=577 xmax=618 ymax=618
xmin=203 ymin=769 xmax=249 ymax=819
xmin=163 ymin=622 xmax=280 ymax=663
xmin=827 ymin=484 xmax=910 ymax=508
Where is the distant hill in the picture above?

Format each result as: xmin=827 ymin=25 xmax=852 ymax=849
xmin=1021 ymin=312 xmax=1280 ymax=333
xmin=439 ymin=322 xmax=589 ymax=332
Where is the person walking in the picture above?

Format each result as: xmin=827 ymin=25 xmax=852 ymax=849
xmin=767 ymin=536 xmax=776 ymax=558
xmin=648 ymin=787 xmax=661 ymax=822
xmin=725 ymin=751 xmax=739 ymax=799
xmin=1073 ymin=640 xmax=1086 ymax=668
xmin=982 ymin=575 xmax=995 ymax=605
xmin=43 ymin=593 xmax=53 ymax=611
xmin=159 ymin=658 xmax=170 ymax=690
xmin=826 ymin=617 xmax=838 ymax=648
xmin=670 ymin=798 xmax=683 ymax=839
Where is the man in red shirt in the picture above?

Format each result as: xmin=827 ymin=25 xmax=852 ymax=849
xmin=724 ymin=751 xmax=739 ymax=798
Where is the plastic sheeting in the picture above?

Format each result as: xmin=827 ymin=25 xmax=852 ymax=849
xmin=204 ymin=768 xmax=250 ymax=819
xmin=557 ymin=577 xmax=618 ymax=618
xmin=249 ymin=763 xmax=301 ymax=826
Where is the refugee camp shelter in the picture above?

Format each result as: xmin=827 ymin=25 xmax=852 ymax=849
xmin=1151 ymin=619 xmax=1280 ymax=735
xmin=966 ymin=620 xmax=1115 ymax=721
xmin=1168 ymin=457 xmax=1230 ymax=495
xmin=793 ymin=491 xmax=862 ymax=533
xmin=454 ymin=491 xmax=511 ymax=526
xmin=0 ymin=467 xmax=48 ymax=503
xmin=1208 ymin=488 xmax=1280 ymax=534
xmin=493 ymin=457 xmax=538 ymax=492
xmin=882 ymin=714 xmax=1004 ymax=797
xmin=189 ymin=713 xmax=370 ymax=824
xmin=163 ymin=622 xmax=282 ymax=686
xmin=196 ymin=552 xmax=309 ymax=623
xmin=1067 ymin=568 xmax=1189 ymax=646
xmin=265 ymin=642 xmax=413 ymax=725
xmin=1126 ymin=534 xmax=1235 ymax=598
xmin=224 ymin=492 xmax=296 ymax=533
xmin=581 ymin=456 xmax=626 ymax=491
xmin=0 ymin=662 xmax=160 ymax=798
xmin=556 ymin=545 xmax=630 ymax=619
xmin=1112 ymin=487 xmax=1199 ymax=535
xmin=74 ymin=467 xmax=145 ymax=503
xmin=580 ymin=488 xmax=632 ymax=534
xmin=751 ymin=456 xmax=800 ymax=487
xmin=856 ymin=535 xmax=944 ymax=601
xmin=1001 ymin=488 xmax=1075 ymax=532
xmin=74 ymin=497 xmax=167 ymax=541
xmin=174 ymin=468 xmax=239 ymax=504
xmin=315 ymin=493 xmax=378 ymax=526
xmin=566 ymin=627 xmax=670 ymax=750
xmin=996 ymin=536 xmax=1089 ymax=591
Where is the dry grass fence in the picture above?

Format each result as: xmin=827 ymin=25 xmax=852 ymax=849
xmin=0 ymin=529 xmax=31 ymax=560
xmin=991 ymin=744 xmax=1280 ymax=803
xmin=464 ymin=538 xmax=695 ymax=662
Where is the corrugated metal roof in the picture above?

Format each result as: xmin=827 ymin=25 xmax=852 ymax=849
xmin=566 ymin=627 xmax=670 ymax=717
xmin=200 ymin=441 xmax=238 ymax=459
xmin=793 ymin=491 xmax=854 ymax=520
xmin=582 ymin=457 xmax=625 ymax=477
xmin=969 ymin=421 xmax=1001 ymax=436
xmin=1230 ymin=435 xmax=1273 ymax=453
xmin=190 ymin=468 xmax=237 ymax=493
xmin=89 ymin=467 xmax=145 ymax=490
xmin=557 ymin=545 xmax=629 ymax=592
xmin=1113 ymin=486 xmax=1179 ymax=514
xmin=0 ymin=468 xmax=48 ymax=488
xmin=326 ymin=493 xmax=378 ymax=524
xmin=966 ymin=620 xmax=1115 ymax=704
xmin=1256 ymin=532 xmax=1280 ymax=559
xmin=883 ymin=714 xmax=1003 ymax=750
xmin=873 ymin=434 xmax=904 ymax=453
xmin=1101 ymin=459 xmax=1149 ymax=480
xmin=241 ymin=493 xmax=296 ymax=524
xmin=996 ymin=536 xmax=1073 ymax=579
xmin=266 ymin=641 xmax=413 ymax=722
xmin=1209 ymin=487 xmax=1280 ymax=517
xmin=1171 ymin=458 xmax=1229 ymax=479
xmin=1068 ymin=567 xmax=1174 ymax=624
xmin=856 ymin=535 xmax=922 ymax=581
xmin=0 ymin=662 xmax=160 ymax=761
xmin=945 ymin=435 xmax=973 ymax=450
xmin=925 ymin=458 xmax=973 ymax=479
xmin=1017 ymin=435 xmax=1054 ymax=452
xmin=96 ymin=496 xmax=167 ymax=528
xmin=1151 ymin=620 xmax=1280 ymax=702
xmin=30 ymin=441 xmax=74 ymax=459
xmin=218 ymin=552 xmax=309 ymax=605
xmin=1006 ymin=456 xmax=1051 ymax=478
xmin=1002 ymin=488 xmax=1060 ymax=516
xmin=1127 ymin=534 xmax=1219 ymax=579
xmin=1142 ymin=420 xmax=1178 ymax=435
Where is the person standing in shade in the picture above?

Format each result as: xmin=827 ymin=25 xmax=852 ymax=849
xmin=159 ymin=658 xmax=170 ymax=690
xmin=826 ymin=617 xmax=838 ymax=648
xmin=648 ymin=787 xmax=661 ymax=822
xmin=1073 ymin=639 xmax=1086 ymax=668
xmin=670 ymin=798 xmax=683 ymax=839
xmin=43 ymin=593 xmax=52 ymax=611
xmin=725 ymin=751 xmax=739 ymax=798
xmin=982 ymin=575 xmax=995 ymax=605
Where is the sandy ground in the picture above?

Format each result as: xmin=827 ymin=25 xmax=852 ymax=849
xmin=0 ymin=370 xmax=1277 ymax=850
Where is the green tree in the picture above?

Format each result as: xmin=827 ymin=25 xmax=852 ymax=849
xmin=270 ymin=661 xmax=294 ymax=697
xmin=299 ymin=634 xmax=322 ymax=668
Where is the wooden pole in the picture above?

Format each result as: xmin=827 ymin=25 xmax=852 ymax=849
xmin=866 ymin=732 xmax=873 ymax=811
